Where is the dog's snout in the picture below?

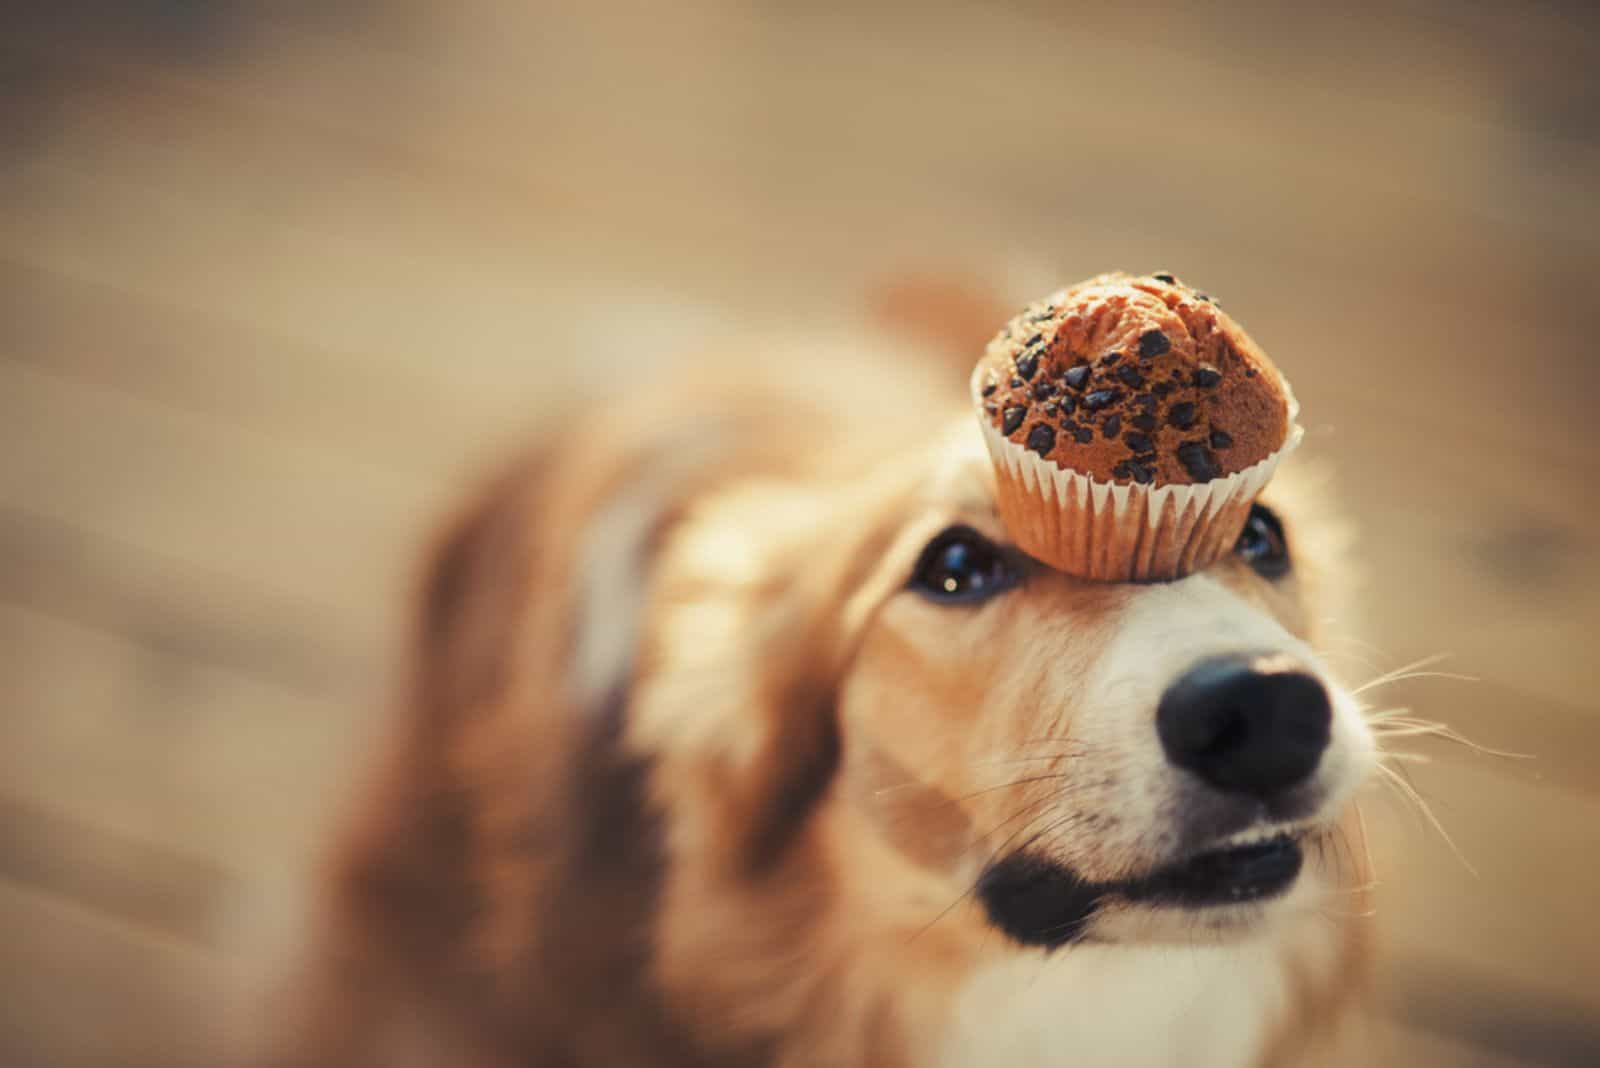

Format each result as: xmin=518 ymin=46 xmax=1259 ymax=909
xmin=1157 ymin=653 xmax=1331 ymax=798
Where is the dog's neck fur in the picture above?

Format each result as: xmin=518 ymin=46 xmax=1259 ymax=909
xmin=933 ymin=866 xmax=1365 ymax=1068
xmin=941 ymin=935 xmax=1306 ymax=1067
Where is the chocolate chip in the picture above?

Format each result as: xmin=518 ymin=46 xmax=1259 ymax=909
xmin=981 ymin=378 xmax=998 ymax=397
xmin=1134 ymin=451 xmax=1157 ymax=465
xmin=1177 ymin=442 xmax=1220 ymax=481
xmin=1195 ymin=292 xmax=1212 ymax=303
xmin=1128 ymin=462 xmax=1154 ymax=484
xmin=1010 ymin=377 xmax=1023 ymax=388
xmin=1167 ymin=402 xmax=1197 ymax=429
xmin=1103 ymin=352 xmax=1122 ymax=368
xmin=1016 ymin=352 xmax=1039 ymax=380
xmin=1026 ymin=423 xmax=1056 ymax=456
xmin=1210 ymin=429 xmax=1233 ymax=449
xmin=1131 ymin=412 xmax=1156 ymax=432
xmin=1245 ymin=368 xmax=1258 ymax=378
xmin=1138 ymin=330 xmax=1171 ymax=357
xmin=1194 ymin=366 xmax=1222 ymax=388
xmin=1152 ymin=381 xmax=1173 ymax=397
xmin=1135 ymin=393 xmax=1158 ymax=413
xmin=1103 ymin=415 xmax=1122 ymax=438
xmin=1124 ymin=431 xmax=1153 ymax=453
xmin=1073 ymin=424 xmax=1094 ymax=444
xmin=1152 ymin=273 xmax=1176 ymax=284
xmin=1112 ymin=461 xmax=1132 ymax=480
xmin=1063 ymin=365 xmax=1091 ymax=390
xmin=1058 ymin=392 xmax=1076 ymax=414
xmin=1025 ymin=306 xmax=1056 ymax=323
xmin=1082 ymin=389 xmax=1121 ymax=411
xmin=1002 ymin=406 xmax=1026 ymax=435
xmin=1032 ymin=380 xmax=1058 ymax=400
xmin=1044 ymin=402 xmax=1059 ymax=416
xmin=1115 ymin=364 xmax=1146 ymax=389
xmin=1025 ymin=333 xmax=1043 ymax=346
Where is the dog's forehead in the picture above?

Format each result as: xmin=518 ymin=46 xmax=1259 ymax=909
xmin=918 ymin=421 xmax=1000 ymax=520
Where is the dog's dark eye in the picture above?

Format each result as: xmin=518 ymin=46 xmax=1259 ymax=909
xmin=910 ymin=526 xmax=1019 ymax=603
xmin=1234 ymin=504 xmax=1290 ymax=578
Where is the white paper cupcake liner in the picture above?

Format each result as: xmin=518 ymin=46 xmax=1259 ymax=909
xmin=973 ymin=370 xmax=1302 ymax=582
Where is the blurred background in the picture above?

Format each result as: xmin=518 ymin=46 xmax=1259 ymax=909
xmin=2 ymin=2 xmax=1597 ymax=1065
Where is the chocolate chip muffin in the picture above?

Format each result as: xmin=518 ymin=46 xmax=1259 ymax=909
xmin=974 ymin=272 xmax=1288 ymax=487
xmin=971 ymin=272 xmax=1301 ymax=581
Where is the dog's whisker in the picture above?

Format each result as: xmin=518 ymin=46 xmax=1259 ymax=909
xmin=1001 ymin=809 xmax=1084 ymax=864
xmin=908 ymin=885 xmax=979 ymax=944
xmin=1355 ymin=670 xmax=1479 ymax=694
xmin=1374 ymin=763 xmax=1477 ymax=877
xmin=968 ymin=751 xmax=1086 ymax=769
xmin=1317 ymin=632 xmax=1389 ymax=655
xmin=1318 ymin=877 xmax=1381 ymax=901
xmin=1363 ymin=705 xmax=1422 ymax=724
xmin=1314 ymin=634 xmax=1390 ymax=677
xmin=1315 ymin=828 xmax=1348 ymax=885
xmin=874 ymin=773 xmax=1074 ymax=807
xmin=1354 ymin=802 xmax=1378 ymax=887
xmin=1365 ymin=708 xmax=1530 ymax=759
xmin=1353 ymin=652 xmax=1453 ymax=688
xmin=909 ymin=802 xmax=1071 ymax=944
xmin=950 ymin=792 xmax=1064 ymax=864
xmin=1350 ymin=653 xmax=1476 ymax=697
xmin=1379 ymin=750 xmax=1434 ymax=766
xmin=1322 ymin=820 xmax=1377 ymax=902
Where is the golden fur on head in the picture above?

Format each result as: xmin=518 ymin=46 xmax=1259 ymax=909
xmin=270 ymin=312 xmax=1376 ymax=1068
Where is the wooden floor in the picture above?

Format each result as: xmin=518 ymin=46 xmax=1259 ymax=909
xmin=3 ymin=3 xmax=1598 ymax=1064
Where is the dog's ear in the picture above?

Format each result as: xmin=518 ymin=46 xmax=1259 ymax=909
xmin=868 ymin=275 xmax=1017 ymax=374
xmin=288 ymin=432 xmax=721 ymax=1065
xmin=411 ymin=455 xmax=549 ymax=724
xmin=267 ymin=453 xmax=557 ymax=1068
xmin=354 ymin=448 xmax=573 ymax=948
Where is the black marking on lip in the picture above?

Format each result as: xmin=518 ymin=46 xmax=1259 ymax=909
xmin=1122 ymin=835 xmax=1303 ymax=908
xmin=977 ymin=854 xmax=1101 ymax=950
xmin=978 ymin=836 xmax=1303 ymax=949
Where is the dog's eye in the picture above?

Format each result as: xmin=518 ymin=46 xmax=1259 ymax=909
xmin=1234 ymin=504 xmax=1290 ymax=578
xmin=910 ymin=526 xmax=1019 ymax=603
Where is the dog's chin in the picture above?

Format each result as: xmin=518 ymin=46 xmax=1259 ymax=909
xmin=978 ymin=822 xmax=1327 ymax=951
xmin=1089 ymin=826 xmax=1324 ymax=946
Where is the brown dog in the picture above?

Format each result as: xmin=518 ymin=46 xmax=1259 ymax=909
xmin=267 ymin=305 xmax=1375 ymax=1067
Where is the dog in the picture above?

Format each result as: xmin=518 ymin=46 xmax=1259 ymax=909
xmin=267 ymin=297 xmax=1377 ymax=1067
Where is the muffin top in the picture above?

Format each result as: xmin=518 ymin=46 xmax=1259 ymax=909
xmin=973 ymin=272 xmax=1291 ymax=486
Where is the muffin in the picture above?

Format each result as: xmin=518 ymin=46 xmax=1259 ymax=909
xmin=972 ymin=272 xmax=1301 ymax=581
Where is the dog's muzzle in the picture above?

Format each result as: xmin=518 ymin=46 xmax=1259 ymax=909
xmin=978 ymin=650 xmax=1341 ymax=948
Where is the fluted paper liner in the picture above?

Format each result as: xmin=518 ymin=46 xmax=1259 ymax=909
xmin=973 ymin=369 xmax=1302 ymax=582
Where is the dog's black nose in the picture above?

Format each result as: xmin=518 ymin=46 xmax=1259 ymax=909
xmin=1157 ymin=653 xmax=1331 ymax=798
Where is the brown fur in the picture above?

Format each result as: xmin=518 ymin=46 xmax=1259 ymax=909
xmin=266 ymin=301 xmax=1374 ymax=1068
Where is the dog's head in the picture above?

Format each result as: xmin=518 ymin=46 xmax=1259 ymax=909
xmin=634 ymin=417 xmax=1370 ymax=915
xmin=828 ymin=431 xmax=1373 ymax=950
